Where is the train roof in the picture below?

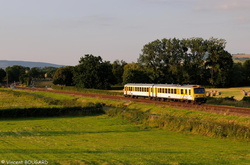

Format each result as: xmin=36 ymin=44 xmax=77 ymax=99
xmin=124 ymin=83 xmax=154 ymax=87
xmin=124 ymin=83 xmax=203 ymax=88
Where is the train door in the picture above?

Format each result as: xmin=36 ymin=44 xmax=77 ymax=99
xmin=148 ymin=87 xmax=150 ymax=97
xmin=154 ymin=87 xmax=157 ymax=98
xmin=150 ymin=85 xmax=155 ymax=98
xmin=124 ymin=86 xmax=128 ymax=95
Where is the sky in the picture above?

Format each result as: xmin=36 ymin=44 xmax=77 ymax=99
xmin=0 ymin=0 xmax=249 ymax=66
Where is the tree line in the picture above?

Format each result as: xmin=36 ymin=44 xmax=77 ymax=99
xmin=0 ymin=66 xmax=57 ymax=86
xmin=1 ymin=37 xmax=250 ymax=89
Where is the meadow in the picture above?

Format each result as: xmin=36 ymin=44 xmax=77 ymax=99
xmin=0 ymin=89 xmax=249 ymax=164
xmin=1 ymin=115 xmax=250 ymax=165
xmin=206 ymin=87 xmax=250 ymax=101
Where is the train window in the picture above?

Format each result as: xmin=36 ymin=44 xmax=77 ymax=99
xmin=194 ymin=88 xmax=205 ymax=94
xmin=181 ymin=89 xmax=183 ymax=94
xmin=171 ymin=89 xmax=173 ymax=94
xmin=174 ymin=89 xmax=176 ymax=94
xmin=185 ymin=89 xmax=187 ymax=94
xmin=189 ymin=89 xmax=191 ymax=95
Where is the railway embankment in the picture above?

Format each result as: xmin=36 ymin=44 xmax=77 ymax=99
xmin=105 ymin=101 xmax=250 ymax=142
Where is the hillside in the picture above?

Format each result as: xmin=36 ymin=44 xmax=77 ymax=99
xmin=0 ymin=60 xmax=64 ymax=69
xmin=232 ymin=54 xmax=250 ymax=63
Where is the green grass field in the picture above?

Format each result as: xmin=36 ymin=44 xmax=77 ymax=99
xmin=0 ymin=89 xmax=249 ymax=164
xmin=0 ymin=116 xmax=249 ymax=165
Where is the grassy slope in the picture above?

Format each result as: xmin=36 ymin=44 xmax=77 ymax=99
xmin=0 ymin=116 xmax=249 ymax=165
xmin=0 ymin=89 xmax=249 ymax=164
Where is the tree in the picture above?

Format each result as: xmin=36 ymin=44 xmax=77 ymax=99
xmin=29 ymin=67 xmax=45 ymax=79
xmin=138 ymin=37 xmax=233 ymax=87
xmin=243 ymin=59 xmax=250 ymax=85
xmin=182 ymin=38 xmax=207 ymax=84
xmin=0 ymin=68 xmax=6 ymax=82
xmin=43 ymin=67 xmax=57 ymax=79
xmin=138 ymin=39 xmax=171 ymax=83
xmin=73 ymin=54 xmax=115 ymax=89
xmin=112 ymin=60 xmax=127 ymax=85
xmin=53 ymin=66 xmax=74 ymax=86
xmin=5 ymin=65 xmax=28 ymax=83
xmin=122 ymin=63 xmax=150 ymax=84
xmin=230 ymin=63 xmax=245 ymax=87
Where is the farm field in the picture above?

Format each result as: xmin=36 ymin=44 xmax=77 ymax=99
xmin=0 ymin=115 xmax=250 ymax=165
xmin=206 ymin=86 xmax=250 ymax=100
xmin=0 ymin=88 xmax=249 ymax=164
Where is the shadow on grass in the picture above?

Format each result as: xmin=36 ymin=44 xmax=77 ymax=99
xmin=0 ymin=105 xmax=104 ymax=119
xmin=0 ymin=148 xmax=187 ymax=154
xmin=0 ymin=129 xmax=149 ymax=137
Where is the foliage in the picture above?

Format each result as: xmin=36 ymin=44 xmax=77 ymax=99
xmin=243 ymin=59 xmax=250 ymax=84
xmin=6 ymin=65 xmax=28 ymax=83
xmin=29 ymin=67 xmax=45 ymax=78
xmin=73 ymin=54 xmax=115 ymax=89
xmin=0 ymin=68 xmax=6 ymax=82
xmin=53 ymin=66 xmax=74 ymax=86
xmin=122 ymin=62 xmax=151 ymax=84
xmin=138 ymin=37 xmax=234 ymax=87
xmin=3 ymin=65 xmax=58 ymax=86
xmin=112 ymin=60 xmax=127 ymax=84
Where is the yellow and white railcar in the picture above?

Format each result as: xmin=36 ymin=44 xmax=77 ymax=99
xmin=124 ymin=83 xmax=206 ymax=104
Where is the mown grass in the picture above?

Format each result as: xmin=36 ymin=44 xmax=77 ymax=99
xmin=0 ymin=88 xmax=249 ymax=164
xmin=0 ymin=116 xmax=249 ymax=165
xmin=206 ymin=87 xmax=250 ymax=101
xmin=1 ymin=89 xmax=249 ymax=140
xmin=52 ymin=85 xmax=123 ymax=96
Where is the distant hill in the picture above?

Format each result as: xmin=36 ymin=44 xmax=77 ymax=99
xmin=0 ymin=60 xmax=64 ymax=69
xmin=232 ymin=54 xmax=250 ymax=63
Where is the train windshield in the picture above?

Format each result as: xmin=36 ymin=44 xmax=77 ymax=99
xmin=194 ymin=88 xmax=205 ymax=94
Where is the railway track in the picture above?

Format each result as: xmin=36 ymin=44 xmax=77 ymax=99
xmin=17 ymin=87 xmax=250 ymax=117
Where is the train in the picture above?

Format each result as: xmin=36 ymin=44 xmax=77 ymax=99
xmin=123 ymin=83 xmax=206 ymax=104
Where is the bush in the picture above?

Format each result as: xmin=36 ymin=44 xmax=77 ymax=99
xmin=242 ymin=96 xmax=250 ymax=102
